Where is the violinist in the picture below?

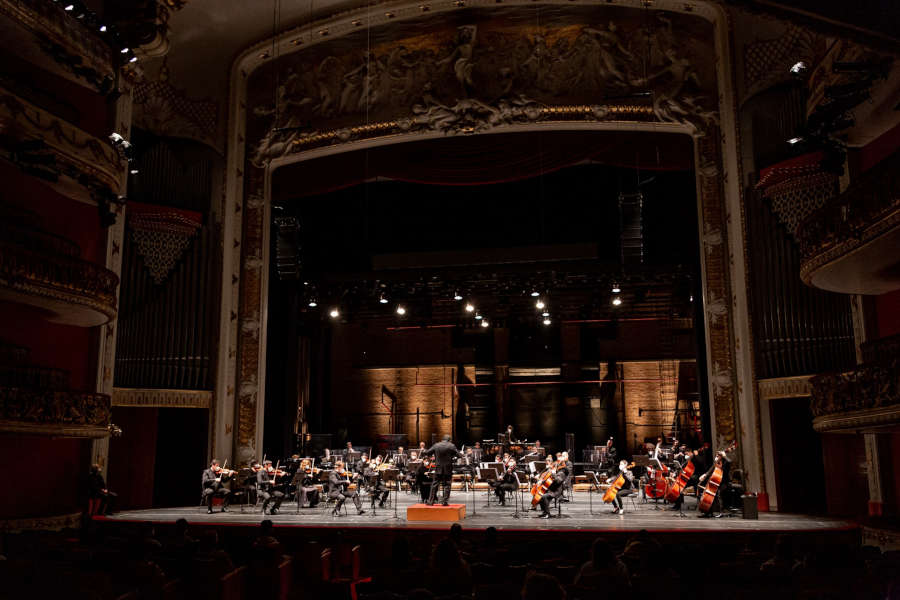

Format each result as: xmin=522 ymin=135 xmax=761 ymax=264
xmin=255 ymin=460 xmax=284 ymax=515
xmin=355 ymin=454 xmax=370 ymax=477
xmin=298 ymin=459 xmax=320 ymax=508
xmin=536 ymin=462 xmax=566 ymax=519
xmin=697 ymin=450 xmax=731 ymax=517
xmin=490 ymin=458 xmax=518 ymax=506
xmin=365 ymin=455 xmax=390 ymax=507
xmin=202 ymin=459 xmax=233 ymax=514
xmin=610 ymin=460 xmax=635 ymax=515
xmin=328 ymin=462 xmax=365 ymax=516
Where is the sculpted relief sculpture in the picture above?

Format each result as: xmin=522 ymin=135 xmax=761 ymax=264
xmin=248 ymin=10 xmax=718 ymax=165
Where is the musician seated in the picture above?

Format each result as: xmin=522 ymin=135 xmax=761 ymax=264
xmin=536 ymin=464 xmax=566 ymax=519
xmin=490 ymin=459 xmax=518 ymax=506
xmin=298 ymin=459 xmax=320 ymax=508
xmin=201 ymin=459 xmax=232 ymax=514
xmin=611 ymin=460 xmax=636 ymax=515
xmin=328 ymin=462 xmax=365 ymax=515
xmin=88 ymin=463 xmax=117 ymax=516
xmin=364 ymin=455 xmax=390 ymax=507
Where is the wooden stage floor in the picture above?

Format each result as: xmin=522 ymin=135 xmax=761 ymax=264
xmin=105 ymin=490 xmax=853 ymax=534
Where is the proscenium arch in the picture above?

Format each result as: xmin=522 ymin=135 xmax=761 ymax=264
xmin=217 ymin=0 xmax=763 ymax=501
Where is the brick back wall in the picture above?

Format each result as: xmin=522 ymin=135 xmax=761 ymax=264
xmin=331 ymin=364 xmax=475 ymax=447
xmin=622 ymin=360 xmax=680 ymax=457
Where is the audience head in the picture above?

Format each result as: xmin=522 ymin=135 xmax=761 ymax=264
xmin=522 ymin=572 xmax=565 ymax=600
xmin=485 ymin=526 xmax=498 ymax=545
xmin=432 ymin=538 xmax=461 ymax=568
xmin=450 ymin=523 xmax=462 ymax=542
xmin=260 ymin=519 xmax=274 ymax=535
xmin=174 ymin=518 xmax=188 ymax=535
xmin=591 ymin=538 xmax=615 ymax=569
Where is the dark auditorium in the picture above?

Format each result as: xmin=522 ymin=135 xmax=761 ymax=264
xmin=2 ymin=0 xmax=900 ymax=598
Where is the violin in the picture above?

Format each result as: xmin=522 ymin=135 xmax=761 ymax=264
xmin=602 ymin=462 xmax=635 ymax=504
xmin=698 ymin=441 xmax=737 ymax=513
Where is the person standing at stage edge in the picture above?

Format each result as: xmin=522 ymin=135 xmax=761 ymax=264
xmin=424 ymin=435 xmax=463 ymax=506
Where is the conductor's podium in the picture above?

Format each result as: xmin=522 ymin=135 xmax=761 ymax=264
xmin=406 ymin=503 xmax=466 ymax=522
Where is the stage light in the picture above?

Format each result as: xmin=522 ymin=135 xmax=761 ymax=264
xmin=543 ymin=317 xmax=552 ymax=325
xmin=396 ymin=305 xmax=406 ymax=315
xmin=329 ymin=308 xmax=340 ymax=318
xmin=611 ymin=283 xmax=621 ymax=293
xmin=689 ymin=295 xmax=694 ymax=302
xmin=465 ymin=303 xmax=475 ymax=313
xmin=308 ymin=300 xmax=318 ymax=307
xmin=480 ymin=320 xmax=490 ymax=328
xmin=379 ymin=294 xmax=388 ymax=304
xmin=120 ymin=47 xmax=130 ymax=54
xmin=790 ymin=61 xmax=807 ymax=74
xmin=453 ymin=291 xmax=463 ymax=301
xmin=530 ymin=290 xmax=540 ymax=297
xmin=129 ymin=169 xmax=139 ymax=175
xmin=787 ymin=136 xmax=803 ymax=145
xmin=474 ymin=313 xmax=483 ymax=320
xmin=129 ymin=56 xmax=138 ymax=63
xmin=99 ymin=25 xmax=107 ymax=32
xmin=612 ymin=296 xmax=622 ymax=306
xmin=535 ymin=299 xmax=545 ymax=310
xmin=64 ymin=4 xmax=74 ymax=10
xmin=542 ymin=311 xmax=550 ymax=317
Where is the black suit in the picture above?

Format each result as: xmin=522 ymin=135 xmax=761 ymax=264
xmin=491 ymin=469 xmax=518 ymax=504
xmin=202 ymin=468 xmax=231 ymax=511
xmin=88 ymin=471 xmax=117 ymax=515
xmin=424 ymin=440 xmax=462 ymax=504
xmin=256 ymin=469 xmax=283 ymax=513
xmin=701 ymin=458 xmax=732 ymax=512
xmin=538 ymin=472 xmax=566 ymax=515
xmin=328 ymin=470 xmax=362 ymax=512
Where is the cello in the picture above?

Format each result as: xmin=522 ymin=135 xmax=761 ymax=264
xmin=602 ymin=462 xmax=635 ymax=503
xmin=698 ymin=441 xmax=737 ymax=513
xmin=530 ymin=459 xmax=558 ymax=507
xmin=665 ymin=453 xmax=696 ymax=503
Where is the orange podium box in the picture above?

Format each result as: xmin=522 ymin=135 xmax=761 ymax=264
xmin=406 ymin=503 xmax=466 ymax=522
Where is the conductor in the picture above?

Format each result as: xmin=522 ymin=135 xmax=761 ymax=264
xmin=423 ymin=435 xmax=463 ymax=506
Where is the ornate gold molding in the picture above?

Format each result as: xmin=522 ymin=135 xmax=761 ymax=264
xmin=0 ymin=511 xmax=83 ymax=533
xmin=0 ymin=89 xmax=126 ymax=202
xmin=0 ymin=386 xmax=111 ymax=437
xmin=813 ymin=404 xmax=900 ymax=433
xmin=112 ymin=387 xmax=212 ymax=408
xmin=0 ymin=238 xmax=119 ymax=327
xmin=757 ymin=375 xmax=813 ymax=400
xmin=0 ymin=0 xmax=115 ymax=87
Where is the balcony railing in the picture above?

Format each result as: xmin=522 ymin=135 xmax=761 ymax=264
xmin=797 ymin=150 xmax=900 ymax=281
xmin=810 ymin=333 xmax=900 ymax=431
xmin=0 ymin=386 xmax=110 ymax=437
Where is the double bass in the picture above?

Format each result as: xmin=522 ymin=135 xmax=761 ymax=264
xmin=643 ymin=463 xmax=670 ymax=499
xmin=698 ymin=441 xmax=737 ymax=513
xmin=665 ymin=454 xmax=696 ymax=503
xmin=602 ymin=462 xmax=635 ymax=503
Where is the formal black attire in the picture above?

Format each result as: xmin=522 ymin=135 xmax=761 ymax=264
xmin=491 ymin=468 xmax=518 ymax=505
xmin=328 ymin=470 xmax=362 ymax=512
xmin=538 ymin=472 xmax=566 ymax=516
xmin=700 ymin=458 xmax=732 ymax=513
xmin=364 ymin=465 xmax=390 ymax=506
xmin=415 ymin=461 xmax=432 ymax=502
xmin=424 ymin=439 xmax=462 ymax=505
xmin=256 ymin=469 xmax=284 ymax=513
xmin=671 ymin=459 xmax=700 ymax=510
xmin=88 ymin=470 xmax=117 ymax=515
xmin=611 ymin=468 xmax=635 ymax=511
xmin=298 ymin=471 xmax=320 ymax=507
xmin=201 ymin=468 xmax=231 ymax=512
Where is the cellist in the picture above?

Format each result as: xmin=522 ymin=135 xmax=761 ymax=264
xmin=610 ymin=460 xmax=636 ymax=515
xmin=535 ymin=462 xmax=566 ymax=519
xmin=697 ymin=450 xmax=731 ymax=517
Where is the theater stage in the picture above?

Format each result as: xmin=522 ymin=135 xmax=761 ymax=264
xmin=103 ymin=491 xmax=853 ymax=534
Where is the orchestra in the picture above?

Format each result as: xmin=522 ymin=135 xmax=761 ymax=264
xmin=195 ymin=431 xmax=740 ymax=522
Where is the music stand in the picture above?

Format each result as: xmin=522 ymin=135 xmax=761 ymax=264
xmin=511 ymin=471 xmax=525 ymax=519
xmin=585 ymin=471 xmax=603 ymax=515
xmin=476 ymin=467 xmax=498 ymax=508
xmin=291 ymin=470 xmax=305 ymax=514
xmin=381 ymin=468 xmax=400 ymax=519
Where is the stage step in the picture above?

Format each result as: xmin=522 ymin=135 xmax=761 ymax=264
xmin=406 ymin=503 xmax=466 ymax=522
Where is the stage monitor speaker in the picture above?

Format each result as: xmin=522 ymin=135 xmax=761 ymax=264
xmin=742 ymin=494 xmax=758 ymax=519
